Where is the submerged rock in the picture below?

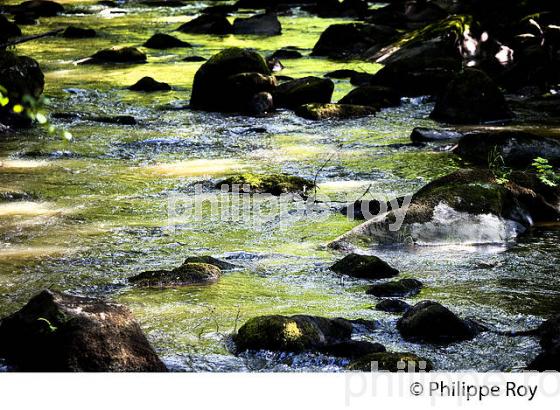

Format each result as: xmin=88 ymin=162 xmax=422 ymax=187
xmin=216 ymin=173 xmax=314 ymax=196
xmin=348 ymin=352 xmax=433 ymax=372
xmin=329 ymin=169 xmax=560 ymax=247
xmin=62 ymin=26 xmax=96 ymax=39
xmin=190 ymin=47 xmax=273 ymax=113
xmin=0 ymin=290 xmax=166 ymax=371
xmin=430 ymin=69 xmax=512 ymax=124
xmin=269 ymin=48 xmax=303 ymax=60
xmin=397 ymin=301 xmax=484 ymax=344
xmin=182 ymin=55 xmax=206 ymax=62
xmin=455 ymin=130 xmax=560 ymax=168
xmin=143 ymin=33 xmax=191 ymax=49
xmin=366 ymin=279 xmax=423 ymax=297
xmin=274 ymin=77 xmax=334 ymax=109
xmin=128 ymin=76 xmax=171 ymax=92
xmin=12 ymin=0 xmax=64 ymax=17
xmin=182 ymin=255 xmax=236 ymax=270
xmin=177 ymin=14 xmax=233 ymax=35
xmin=82 ymin=47 xmax=147 ymax=64
xmin=318 ymin=340 xmax=386 ymax=359
xmin=89 ymin=115 xmax=137 ymax=125
xmin=410 ymin=127 xmax=464 ymax=143
xmin=375 ymin=299 xmax=411 ymax=313
xmin=129 ymin=262 xmax=221 ymax=287
xmin=339 ymin=85 xmax=400 ymax=108
xmin=294 ymin=103 xmax=377 ymax=121
xmin=527 ymin=315 xmax=560 ymax=371
xmin=233 ymin=315 xmax=354 ymax=353
xmin=232 ymin=13 xmax=281 ymax=36
xmin=330 ymin=253 xmax=399 ymax=280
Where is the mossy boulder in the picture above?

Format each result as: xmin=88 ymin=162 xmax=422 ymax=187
xmin=128 ymin=76 xmax=171 ymax=92
xmin=177 ymin=14 xmax=233 ymax=35
xmin=348 ymin=352 xmax=433 ymax=372
xmin=339 ymin=85 xmax=400 ymax=108
xmin=430 ymin=69 xmax=512 ymax=124
xmin=216 ymin=173 xmax=314 ymax=196
xmin=83 ymin=47 xmax=147 ymax=64
xmin=375 ymin=299 xmax=411 ymax=313
xmin=274 ymin=77 xmax=334 ymax=109
xmin=143 ymin=33 xmax=191 ymax=49
xmin=366 ymin=279 xmax=423 ymax=297
xmin=0 ymin=290 xmax=166 ymax=371
xmin=397 ymin=301 xmax=485 ymax=344
xmin=455 ymin=130 xmax=560 ymax=168
xmin=182 ymin=255 xmax=236 ymax=270
xmin=62 ymin=26 xmax=96 ymax=39
xmin=232 ymin=13 xmax=281 ymax=36
xmin=233 ymin=315 xmax=354 ymax=353
xmin=294 ymin=103 xmax=377 ymax=120
xmin=331 ymin=253 xmax=399 ymax=280
xmin=190 ymin=48 xmax=273 ymax=112
xmin=129 ymin=262 xmax=221 ymax=287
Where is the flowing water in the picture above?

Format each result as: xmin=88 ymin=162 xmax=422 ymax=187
xmin=0 ymin=0 xmax=559 ymax=371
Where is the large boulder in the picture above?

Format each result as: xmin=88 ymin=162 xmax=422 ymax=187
xmin=527 ymin=315 xmax=560 ymax=371
xmin=233 ymin=315 xmax=354 ymax=353
xmin=177 ymin=14 xmax=233 ymax=35
xmin=11 ymin=1 xmax=64 ymax=17
xmin=143 ymin=33 xmax=191 ymax=49
xmin=311 ymin=23 xmax=397 ymax=59
xmin=430 ymin=69 xmax=512 ymax=124
xmin=216 ymin=173 xmax=314 ymax=196
xmin=348 ymin=352 xmax=433 ymax=372
xmin=331 ymin=253 xmax=399 ymax=280
xmin=232 ymin=13 xmax=281 ymax=36
xmin=129 ymin=262 xmax=221 ymax=287
xmin=339 ymin=85 xmax=400 ymax=108
xmin=190 ymin=47 xmax=274 ymax=113
xmin=329 ymin=168 xmax=560 ymax=247
xmin=397 ymin=301 xmax=484 ymax=344
xmin=0 ymin=290 xmax=167 ymax=371
xmin=455 ymin=130 xmax=560 ymax=168
xmin=274 ymin=77 xmax=334 ymax=109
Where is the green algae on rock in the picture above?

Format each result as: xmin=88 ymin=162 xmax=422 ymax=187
xmin=129 ymin=262 xmax=221 ymax=287
xmin=294 ymin=103 xmax=377 ymax=120
xmin=216 ymin=173 xmax=315 ymax=196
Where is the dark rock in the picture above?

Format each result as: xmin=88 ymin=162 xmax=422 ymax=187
xmin=274 ymin=77 xmax=334 ymax=109
xmin=82 ymin=47 xmax=147 ymax=64
xmin=182 ymin=55 xmax=206 ymax=62
xmin=340 ymin=199 xmax=391 ymax=220
xmin=216 ymin=173 xmax=314 ymax=196
xmin=339 ymin=85 xmax=400 ymax=108
xmin=0 ymin=15 xmax=21 ymax=39
xmin=62 ymin=26 xmax=96 ymax=38
xmin=310 ymin=0 xmax=369 ymax=19
xmin=140 ymin=0 xmax=186 ymax=6
xmin=397 ymin=300 xmax=484 ymax=344
xmin=177 ymin=14 xmax=233 ymax=35
xmin=431 ymin=69 xmax=512 ymax=124
xmin=12 ymin=1 xmax=64 ymax=17
xmin=350 ymin=72 xmax=376 ymax=86
xmin=331 ymin=253 xmax=399 ymax=280
xmin=294 ymin=103 xmax=377 ymax=120
xmin=527 ymin=315 xmax=560 ymax=371
xmin=311 ymin=23 xmax=397 ymax=59
xmin=13 ymin=14 xmax=37 ymax=25
xmin=366 ymin=279 xmax=423 ymax=297
xmin=182 ymin=255 xmax=236 ymax=270
xmin=128 ymin=76 xmax=171 ymax=92
xmin=232 ymin=13 xmax=281 ymax=36
xmin=202 ymin=5 xmax=238 ymax=15
xmin=233 ymin=315 xmax=354 ymax=353
xmin=375 ymin=299 xmax=411 ymax=313
xmin=325 ymin=69 xmax=359 ymax=79
xmin=0 ymin=191 xmax=33 ymax=201
xmin=129 ymin=262 xmax=221 ymax=287
xmin=143 ymin=33 xmax=191 ymax=49
xmin=318 ymin=340 xmax=386 ymax=359
xmin=190 ymin=48 xmax=272 ymax=112
xmin=250 ymin=91 xmax=274 ymax=115
xmin=269 ymin=48 xmax=302 ymax=60
xmin=410 ymin=127 xmax=464 ymax=143
xmin=455 ymin=130 xmax=560 ymax=168
xmin=0 ymin=290 xmax=167 ymax=371
xmin=348 ymin=352 xmax=433 ymax=372
xmin=89 ymin=115 xmax=137 ymax=125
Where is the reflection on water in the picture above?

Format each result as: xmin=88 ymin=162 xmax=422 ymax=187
xmin=0 ymin=0 xmax=558 ymax=372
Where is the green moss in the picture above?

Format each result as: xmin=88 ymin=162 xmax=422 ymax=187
xmin=294 ymin=103 xmax=378 ymax=121
xmin=216 ymin=173 xmax=315 ymax=196
xmin=129 ymin=262 xmax=221 ymax=287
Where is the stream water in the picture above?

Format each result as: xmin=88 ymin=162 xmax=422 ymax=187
xmin=1 ymin=0 xmax=559 ymax=372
